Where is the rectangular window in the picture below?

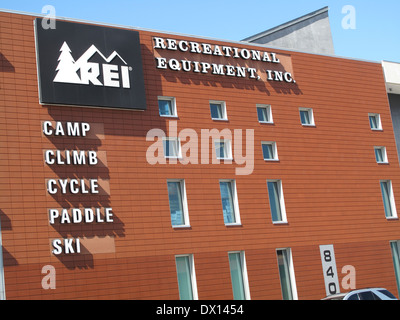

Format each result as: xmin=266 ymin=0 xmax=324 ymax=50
xmin=262 ymin=142 xmax=278 ymax=161
xmin=0 ymin=219 xmax=5 ymax=300
xmin=257 ymin=104 xmax=273 ymax=123
xmin=210 ymin=101 xmax=227 ymax=120
xmin=267 ymin=180 xmax=287 ymax=223
xmin=374 ymin=146 xmax=388 ymax=164
xmin=219 ymin=180 xmax=241 ymax=225
xmin=158 ymin=96 xmax=177 ymax=117
xmin=163 ymin=137 xmax=181 ymax=158
xmin=390 ymin=241 xmax=400 ymax=296
xmin=276 ymin=248 xmax=297 ymax=300
xmin=380 ymin=180 xmax=398 ymax=219
xmin=167 ymin=180 xmax=190 ymax=227
xmin=369 ymin=113 xmax=382 ymax=130
xmin=299 ymin=107 xmax=314 ymax=126
xmin=228 ymin=251 xmax=250 ymax=300
xmin=215 ymin=139 xmax=232 ymax=160
xmin=175 ymin=255 xmax=198 ymax=300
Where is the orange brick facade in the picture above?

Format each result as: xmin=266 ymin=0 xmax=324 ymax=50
xmin=1 ymin=10 xmax=400 ymax=300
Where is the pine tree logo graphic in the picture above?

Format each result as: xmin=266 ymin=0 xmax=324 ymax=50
xmin=53 ymin=42 xmax=82 ymax=84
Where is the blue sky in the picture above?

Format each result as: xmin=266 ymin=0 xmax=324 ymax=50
xmin=2 ymin=0 xmax=399 ymax=62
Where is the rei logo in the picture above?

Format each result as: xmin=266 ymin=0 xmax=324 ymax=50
xmin=53 ymin=42 xmax=131 ymax=88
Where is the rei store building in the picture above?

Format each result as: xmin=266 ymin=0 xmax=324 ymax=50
xmin=1 ymin=9 xmax=400 ymax=300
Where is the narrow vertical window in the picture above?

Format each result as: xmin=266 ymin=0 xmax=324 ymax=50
xmin=215 ymin=139 xmax=232 ymax=160
xmin=167 ymin=180 xmax=190 ymax=227
xmin=262 ymin=142 xmax=278 ymax=161
xmin=380 ymin=180 xmax=398 ymax=219
xmin=267 ymin=180 xmax=287 ymax=223
xmin=276 ymin=248 xmax=297 ymax=300
xmin=390 ymin=241 xmax=400 ymax=296
xmin=158 ymin=96 xmax=177 ymax=117
xmin=374 ymin=146 xmax=388 ymax=164
xmin=0 ymin=219 xmax=5 ymax=300
xmin=219 ymin=180 xmax=241 ymax=225
xmin=163 ymin=137 xmax=181 ymax=158
xmin=210 ymin=101 xmax=227 ymax=120
xmin=369 ymin=113 xmax=382 ymax=130
xmin=257 ymin=104 xmax=273 ymax=123
xmin=228 ymin=251 xmax=250 ymax=300
xmin=175 ymin=255 xmax=198 ymax=300
xmin=299 ymin=108 xmax=314 ymax=126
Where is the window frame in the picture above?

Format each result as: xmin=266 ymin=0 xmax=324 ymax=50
xmin=175 ymin=254 xmax=198 ymax=300
xmin=0 ymin=220 xmax=4 ymax=300
xmin=347 ymin=293 xmax=359 ymax=300
xmin=162 ymin=137 xmax=182 ymax=159
xmin=158 ymin=96 xmax=178 ymax=117
xmin=219 ymin=179 xmax=241 ymax=226
xmin=261 ymin=141 xmax=279 ymax=161
xmin=256 ymin=104 xmax=273 ymax=124
xmin=276 ymin=248 xmax=298 ymax=300
xmin=167 ymin=179 xmax=190 ymax=228
xmin=267 ymin=180 xmax=288 ymax=224
xmin=299 ymin=107 xmax=315 ymax=126
xmin=210 ymin=100 xmax=228 ymax=121
xmin=374 ymin=146 xmax=389 ymax=164
xmin=369 ymin=113 xmax=382 ymax=131
xmin=380 ymin=180 xmax=398 ymax=220
xmin=228 ymin=251 xmax=251 ymax=300
xmin=214 ymin=139 xmax=233 ymax=160
xmin=358 ymin=291 xmax=381 ymax=300
xmin=390 ymin=240 xmax=400 ymax=297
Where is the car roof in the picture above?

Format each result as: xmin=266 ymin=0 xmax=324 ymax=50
xmin=323 ymin=288 xmax=390 ymax=300
xmin=322 ymin=293 xmax=347 ymax=300
xmin=346 ymin=288 xmax=386 ymax=294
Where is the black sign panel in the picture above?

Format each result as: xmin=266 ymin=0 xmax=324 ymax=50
xmin=35 ymin=19 xmax=146 ymax=110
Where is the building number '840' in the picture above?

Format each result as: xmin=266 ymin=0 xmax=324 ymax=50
xmin=323 ymin=250 xmax=338 ymax=295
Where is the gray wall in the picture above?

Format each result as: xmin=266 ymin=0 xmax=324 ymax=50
xmin=246 ymin=10 xmax=334 ymax=55
xmin=389 ymin=94 xmax=400 ymax=164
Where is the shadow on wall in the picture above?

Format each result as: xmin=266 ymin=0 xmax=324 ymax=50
xmin=39 ymin=44 xmax=168 ymax=269
xmin=1 ymin=247 xmax=18 ymax=267
xmin=150 ymin=42 xmax=303 ymax=96
xmin=0 ymin=53 xmax=15 ymax=73
xmin=54 ymin=242 xmax=94 ymax=270
xmin=265 ymin=61 xmax=303 ymax=95
xmin=0 ymin=210 xmax=17 ymax=267
xmin=42 ymin=115 xmax=124 ymax=270
xmin=1 ymin=38 xmax=303 ymax=272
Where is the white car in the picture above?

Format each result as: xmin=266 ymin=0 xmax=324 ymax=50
xmin=322 ymin=288 xmax=398 ymax=300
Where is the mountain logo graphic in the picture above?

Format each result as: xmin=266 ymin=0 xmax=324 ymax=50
xmin=53 ymin=41 xmax=131 ymax=88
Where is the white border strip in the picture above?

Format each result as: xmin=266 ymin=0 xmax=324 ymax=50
xmin=0 ymin=218 xmax=5 ymax=300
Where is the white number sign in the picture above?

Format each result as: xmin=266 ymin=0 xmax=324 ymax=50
xmin=319 ymin=245 xmax=340 ymax=296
